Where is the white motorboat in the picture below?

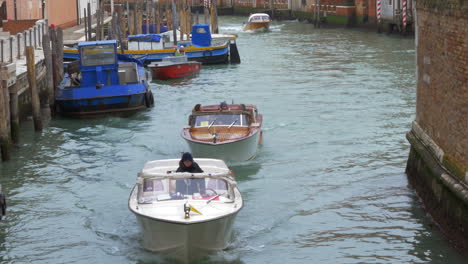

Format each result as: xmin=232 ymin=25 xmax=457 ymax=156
xmin=181 ymin=103 xmax=263 ymax=162
xmin=128 ymin=159 xmax=243 ymax=261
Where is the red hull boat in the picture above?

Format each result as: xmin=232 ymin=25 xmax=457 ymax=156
xmin=148 ymin=56 xmax=201 ymax=80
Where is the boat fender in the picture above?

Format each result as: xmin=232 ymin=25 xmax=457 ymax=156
xmin=0 ymin=192 xmax=6 ymax=220
xmin=145 ymin=90 xmax=154 ymax=108
xmin=193 ymin=104 xmax=201 ymax=112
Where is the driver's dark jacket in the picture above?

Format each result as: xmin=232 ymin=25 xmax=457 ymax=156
xmin=175 ymin=161 xmax=205 ymax=194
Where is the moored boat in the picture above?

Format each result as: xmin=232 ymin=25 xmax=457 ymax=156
xmin=55 ymin=40 xmax=154 ymax=117
xmin=148 ymin=55 xmax=201 ymax=80
xmin=128 ymin=158 xmax=243 ymax=261
xmin=243 ymin=13 xmax=271 ymax=31
xmin=181 ymin=103 xmax=263 ymax=162
xmin=63 ymin=25 xmax=241 ymax=65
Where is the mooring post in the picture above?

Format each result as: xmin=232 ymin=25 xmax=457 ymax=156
xmin=42 ymin=32 xmax=54 ymax=110
xmin=25 ymin=47 xmax=43 ymax=131
xmin=87 ymin=3 xmax=92 ymax=41
xmin=0 ymin=80 xmax=11 ymax=161
xmin=9 ymin=37 xmax=13 ymax=63
xmin=23 ymin=31 xmax=27 ymax=56
xmin=84 ymin=8 xmax=88 ymax=41
xmin=56 ymin=27 xmax=64 ymax=83
xmin=9 ymin=82 xmax=19 ymax=144
xmin=16 ymin=34 xmax=21 ymax=59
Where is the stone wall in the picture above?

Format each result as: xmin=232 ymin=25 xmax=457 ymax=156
xmin=415 ymin=0 xmax=467 ymax=181
xmin=406 ymin=0 xmax=468 ymax=256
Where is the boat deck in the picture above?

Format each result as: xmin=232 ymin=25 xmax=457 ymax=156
xmin=190 ymin=127 xmax=250 ymax=142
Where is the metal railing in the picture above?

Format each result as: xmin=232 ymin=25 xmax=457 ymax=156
xmin=0 ymin=20 xmax=47 ymax=63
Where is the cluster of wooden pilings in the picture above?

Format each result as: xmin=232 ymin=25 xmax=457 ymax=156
xmin=81 ymin=0 xmax=219 ymax=44
xmin=0 ymin=23 xmax=64 ymax=162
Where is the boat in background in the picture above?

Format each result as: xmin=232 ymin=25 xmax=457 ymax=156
xmin=56 ymin=40 xmax=154 ymax=117
xmin=243 ymin=13 xmax=271 ymax=31
xmin=181 ymin=103 xmax=263 ymax=162
xmin=63 ymin=25 xmax=241 ymax=65
xmin=148 ymin=55 xmax=201 ymax=80
xmin=128 ymin=158 xmax=243 ymax=261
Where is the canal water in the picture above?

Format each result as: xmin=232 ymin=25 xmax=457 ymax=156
xmin=0 ymin=16 xmax=465 ymax=264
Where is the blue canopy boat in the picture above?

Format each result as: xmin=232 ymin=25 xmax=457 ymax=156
xmin=63 ymin=25 xmax=240 ymax=65
xmin=56 ymin=40 xmax=154 ymax=117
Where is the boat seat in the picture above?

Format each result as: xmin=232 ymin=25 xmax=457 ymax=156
xmin=189 ymin=127 xmax=250 ymax=142
xmin=118 ymin=62 xmax=139 ymax=84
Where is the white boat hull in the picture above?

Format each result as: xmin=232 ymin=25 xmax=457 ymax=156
xmin=185 ymin=131 xmax=260 ymax=162
xmin=134 ymin=212 xmax=237 ymax=260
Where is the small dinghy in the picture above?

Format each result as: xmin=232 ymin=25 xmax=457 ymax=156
xmin=148 ymin=55 xmax=201 ymax=80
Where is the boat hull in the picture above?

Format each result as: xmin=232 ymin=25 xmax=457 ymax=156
xmin=243 ymin=22 xmax=270 ymax=31
xmin=149 ymin=62 xmax=201 ymax=80
xmin=134 ymin=212 xmax=237 ymax=261
xmin=55 ymin=93 xmax=147 ymax=117
xmin=184 ymin=131 xmax=260 ymax=162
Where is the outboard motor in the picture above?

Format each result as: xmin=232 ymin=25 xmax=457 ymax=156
xmin=0 ymin=184 xmax=6 ymax=220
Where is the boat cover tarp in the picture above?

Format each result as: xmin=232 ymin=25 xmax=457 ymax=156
xmin=128 ymin=34 xmax=163 ymax=42
xmin=191 ymin=24 xmax=212 ymax=47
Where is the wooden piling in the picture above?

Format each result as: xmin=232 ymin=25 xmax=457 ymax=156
xmin=56 ymin=28 xmax=64 ymax=84
xmin=87 ymin=3 xmax=92 ymax=40
xmin=156 ymin=2 xmax=161 ymax=34
xmin=172 ymin=0 xmax=178 ymax=46
xmin=84 ymin=8 xmax=88 ymax=41
xmin=42 ymin=31 xmax=54 ymax=109
xmin=9 ymin=83 xmax=19 ymax=144
xmin=26 ymin=47 xmax=42 ymax=131
xmin=126 ymin=1 xmax=131 ymax=36
xmin=0 ymin=82 xmax=11 ymax=161
xmin=133 ymin=1 xmax=138 ymax=35
xmin=211 ymin=0 xmax=218 ymax=34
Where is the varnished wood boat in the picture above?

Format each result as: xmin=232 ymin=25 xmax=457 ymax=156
xmin=243 ymin=13 xmax=271 ymax=31
xmin=181 ymin=103 xmax=263 ymax=162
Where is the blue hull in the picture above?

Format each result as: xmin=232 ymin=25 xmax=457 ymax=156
xmin=56 ymin=93 xmax=148 ymax=117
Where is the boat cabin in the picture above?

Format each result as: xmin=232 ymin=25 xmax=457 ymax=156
xmin=76 ymin=40 xmax=141 ymax=87
xmin=136 ymin=159 xmax=237 ymax=204
xmin=247 ymin=13 xmax=271 ymax=23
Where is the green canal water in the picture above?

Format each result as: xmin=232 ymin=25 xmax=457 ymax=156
xmin=0 ymin=16 xmax=466 ymax=263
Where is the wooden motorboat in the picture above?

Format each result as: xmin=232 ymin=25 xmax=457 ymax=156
xmin=148 ymin=56 xmax=201 ymax=80
xmin=181 ymin=103 xmax=263 ymax=162
xmin=128 ymin=159 xmax=243 ymax=261
xmin=55 ymin=40 xmax=154 ymax=117
xmin=243 ymin=13 xmax=271 ymax=31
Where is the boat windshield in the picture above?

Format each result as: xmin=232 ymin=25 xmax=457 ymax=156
xmin=81 ymin=44 xmax=116 ymax=66
xmin=192 ymin=114 xmax=248 ymax=127
xmin=249 ymin=15 xmax=270 ymax=22
xmin=139 ymin=177 xmax=233 ymax=203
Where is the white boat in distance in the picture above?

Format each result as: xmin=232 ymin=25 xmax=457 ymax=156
xmin=128 ymin=159 xmax=243 ymax=261
xmin=181 ymin=103 xmax=263 ymax=162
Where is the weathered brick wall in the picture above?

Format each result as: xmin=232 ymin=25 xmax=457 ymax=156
xmin=416 ymin=0 xmax=467 ymax=178
xmin=2 ymin=19 xmax=38 ymax=34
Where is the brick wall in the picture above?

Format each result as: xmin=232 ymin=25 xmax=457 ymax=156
xmin=416 ymin=0 xmax=468 ymax=178
xmin=2 ymin=19 xmax=38 ymax=34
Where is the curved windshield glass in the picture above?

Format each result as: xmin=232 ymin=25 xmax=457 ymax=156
xmin=81 ymin=44 xmax=116 ymax=66
xmin=139 ymin=177 xmax=231 ymax=203
xmin=192 ymin=114 xmax=247 ymax=127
